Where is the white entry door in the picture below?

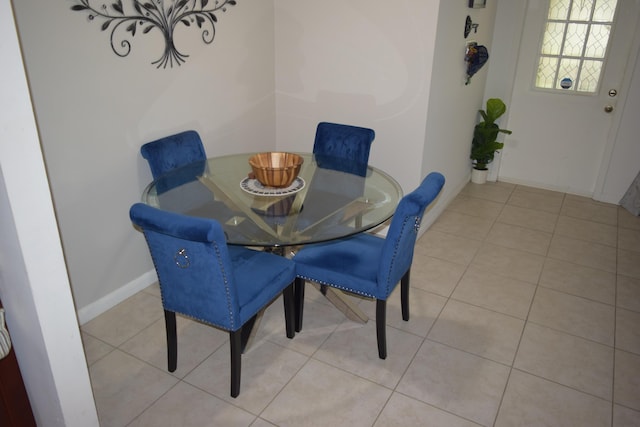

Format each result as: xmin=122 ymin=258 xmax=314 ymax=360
xmin=499 ymin=0 xmax=640 ymax=197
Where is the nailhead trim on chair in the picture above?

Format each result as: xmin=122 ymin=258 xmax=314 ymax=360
xmin=212 ymin=241 xmax=236 ymax=331
xmin=296 ymin=275 xmax=376 ymax=299
xmin=382 ymin=215 xmax=415 ymax=296
xmin=296 ymin=215 xmax=418 ymax=299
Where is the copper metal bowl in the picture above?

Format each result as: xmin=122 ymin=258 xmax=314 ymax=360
xmin=248 ymin=152 xmax=304 ymax=188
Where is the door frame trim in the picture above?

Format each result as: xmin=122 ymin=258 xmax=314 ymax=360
xmin=593 ymin=4 xmax=640 ymax=202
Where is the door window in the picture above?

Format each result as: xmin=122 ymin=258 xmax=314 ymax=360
xmin=535 ymin=0 xmax=618 ymax=93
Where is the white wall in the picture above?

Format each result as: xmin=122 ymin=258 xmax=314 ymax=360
xmin=423 ymin=1 xmax=499 ymax=197
xmin=273 ymin=0 xmax=494 ymax=228
xmin=12 ymin=0 xmax=277 ymax=320
xmin=483 ymin=0 xmax=526 ymax=182
xmin=274 ymin=0 xmax=440 ymax=195
xmin=0 ymin=0 xmax=98 ymax=424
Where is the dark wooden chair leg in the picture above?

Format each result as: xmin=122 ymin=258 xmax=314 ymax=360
xmin=376 ymin=299 xmax=387 ymax=359
xmin=283 ymin=283 xmax=295 ymax=338
xmin=401 ymin=269 xmax=410 ymax=321
xmin=164 ymin=310 xmax=177 ymax=372
xmin=229 ymin=330 xmax=242 ymax=398
xmin=294 ymin=277 xmax=305 ymax=332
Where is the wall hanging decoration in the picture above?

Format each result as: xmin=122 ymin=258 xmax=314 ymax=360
xmin=464 ymin=41 xmax=489 ymax=85
xmin=71 ymin=0 xmax=238 ymax=69
xmin=560 ymin=77 xmax=573 ymax=89
xmin=464 ymin=15 xmax=479 ymax=38
xmin=468 ymin=0 xmax=486 ymax=8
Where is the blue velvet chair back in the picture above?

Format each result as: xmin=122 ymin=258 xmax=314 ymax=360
xmin=141 ymin=130 xmax=206 ymax=180
xmin=313 ymin=122 xmax=375 ymax=176
xmin=377 ymin=172 xmax=445 ymax=296
xmin=130 ymin=203 xmax=243 ymax=330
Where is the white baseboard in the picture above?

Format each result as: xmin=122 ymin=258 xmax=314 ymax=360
xmin=76 ymin=270 xmax=157 ymax=325
xmin=497 ymin=176 xmax=595 ymax=199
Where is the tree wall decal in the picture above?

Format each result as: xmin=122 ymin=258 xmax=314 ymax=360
xmin=71 ymin=0 xmax=238 ymax=68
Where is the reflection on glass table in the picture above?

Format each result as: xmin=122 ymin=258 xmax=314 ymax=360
xmin=142 ymin=153 xmax=403 ymax=249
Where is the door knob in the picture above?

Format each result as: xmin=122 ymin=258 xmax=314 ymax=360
xmin=604 ymin=105 xmax=614 ymax=113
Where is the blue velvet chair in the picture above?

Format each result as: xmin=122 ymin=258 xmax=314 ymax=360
xmin=140 ymin=130 xmax=234 ymax=221
xmin=140 ymin=130 xmax=206 ymax=179
xmin=294 ymin=121 xmax=374 ymax=235
xmin=313 ymin=122 xmax=375 ymax=177
xmin=129 ymin=203 xmax=296 ymax=397
xmin=293 ymin=172 xmax=445 ymax=359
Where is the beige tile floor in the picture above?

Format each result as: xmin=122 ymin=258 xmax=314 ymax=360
xmin=82 ymin=182 xmax=640 ymax=426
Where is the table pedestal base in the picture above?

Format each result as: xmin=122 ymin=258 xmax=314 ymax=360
xmin=311 ymin=282 xmax=368 ymax=323
xmin=242 ymin=280 xmax=369 ymax=352
xmin=242 ymin=247 xmax=369 ymax=352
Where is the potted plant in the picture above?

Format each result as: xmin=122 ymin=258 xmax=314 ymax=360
xmin=470 ymin=98 xmax=512 ymax=184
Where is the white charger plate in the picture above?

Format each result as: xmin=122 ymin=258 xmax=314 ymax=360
xmin=240 ymin=177 xmax=305 ymax=196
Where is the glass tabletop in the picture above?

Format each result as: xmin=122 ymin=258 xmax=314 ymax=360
xmin=141 ymin=152 xmax=403 ymax=247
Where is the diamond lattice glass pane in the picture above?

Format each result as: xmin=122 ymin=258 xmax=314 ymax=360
xmin=542 ymin=22 xmax=565 ymax=55
xmin=556 ymin=58 xmax=580 ymax=89
xmin=585 ymin=24 xmax=611 ymax=58
xmin=536 ymin=56 xmax=559 ymax=88
xmin=563 ymin=23 xmax=588 ymax=56
xmin=593 ymin=0 xmax=617 ymax=22
xmin=570 ymin=0 xmax=595 ymax=21
xmin=578 ymin=60 xmax=602 ymax=92
xmin=535 ymin=0 xmax=619 ymax=94
xmin=548 ymin=0 xmax=570 ymax=19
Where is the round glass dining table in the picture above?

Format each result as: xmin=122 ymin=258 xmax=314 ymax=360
xmin=141 ymin=152 xmax=403 ymax=248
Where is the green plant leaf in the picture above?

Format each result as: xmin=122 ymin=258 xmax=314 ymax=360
xmin=484 ymin=98 xmax=506 ymax=123
xmin=470 ymin=98 xmax=512 ymax=167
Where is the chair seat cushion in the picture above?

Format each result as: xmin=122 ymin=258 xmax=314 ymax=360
xmin=294 ymin=233 xmax=385 ymax=298
xmin=228 ymin=246 xmax=296 ymax=326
